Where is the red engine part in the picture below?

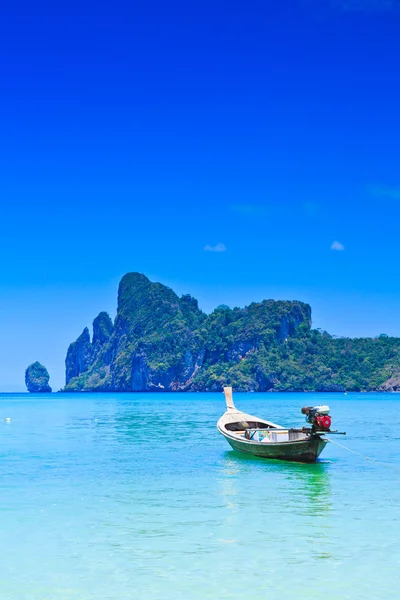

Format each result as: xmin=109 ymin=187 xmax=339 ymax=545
xmin=315 ymin=414 xmax=331 ymax=430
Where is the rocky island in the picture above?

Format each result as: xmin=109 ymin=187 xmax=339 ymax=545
xmin=25 ymin=362 xmax=52 ymax=393
xmin=64 ymin=272 xmax=400 ymax=392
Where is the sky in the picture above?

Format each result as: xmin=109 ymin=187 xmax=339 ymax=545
xmin=1 ymin=0 xmax=400 ymax=391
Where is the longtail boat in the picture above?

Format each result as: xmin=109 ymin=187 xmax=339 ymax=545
xmin=217 ymin=387 xmax=337 ymax=463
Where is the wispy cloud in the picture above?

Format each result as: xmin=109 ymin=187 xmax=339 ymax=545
xmin=303 ymin=201 xmax=321 ymax=217
xmin=331 ymin=241 xmax=345 ymax=251
xmin=302 ymin=0 xmax=398 ymax=16
xmin=231 ymin=204 xmax=268 ymax=217
xmin=231 ymin=203 xmax=291 ymax=217
xmin=337 ymin=0 xmax=396 ymax=11
xmin=204 ymin=243 xmax=227 ymax=253
xmin=305 ymin=0 xmax=397 ymax=12
xmin=368 ymin=184 xmax=400 ymax=199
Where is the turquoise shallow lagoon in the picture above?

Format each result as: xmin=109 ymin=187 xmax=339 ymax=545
xmin=0 ymin=392 xmax=399 ymax=599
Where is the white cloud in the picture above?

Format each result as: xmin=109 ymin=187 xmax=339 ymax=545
xmin=368 ymin=184 xmax=400 ymax=199
xmin=331 ymin=240 xmax=345 ymax=251
xmin=204 ymin=243 xmax=227 ymax=253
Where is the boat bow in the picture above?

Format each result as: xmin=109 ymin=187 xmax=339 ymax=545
xmin=217 ymin=386 xmax=282 ymax=432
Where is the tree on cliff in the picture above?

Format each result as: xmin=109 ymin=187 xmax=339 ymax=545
xmin=64 ymin=272 xmax=400 ymax=393
xmin=64 ymin=272 xmax=311 ymax=392
xmin=25 ymin=362 xmax=52 ymax=393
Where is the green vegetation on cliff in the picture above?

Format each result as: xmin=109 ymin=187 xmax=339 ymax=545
xmin=194 ymin=329 xmax=400 ymax=392
xmin=64 ymin=273 xmax=400 ymax=392
xmin=66 ymin=273 xmax=206 ymax=391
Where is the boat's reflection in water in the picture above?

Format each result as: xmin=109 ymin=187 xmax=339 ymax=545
xmin=220 ymin=451 xmax=331 ymax=509
xmin=218 ymin=451 xmax=333 ymax=561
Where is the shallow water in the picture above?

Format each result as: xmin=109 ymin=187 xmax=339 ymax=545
xmin=0 ymin=392 xmax=399 ymax=599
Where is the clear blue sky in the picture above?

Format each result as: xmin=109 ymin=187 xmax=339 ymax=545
xmin=1 ymin=0 xmax=400 ymax=391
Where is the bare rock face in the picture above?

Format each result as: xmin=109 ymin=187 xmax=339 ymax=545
xmin=131 ymin=347 xmax=206 ymax=392
xmin=65 ymin=328 xmax=93 ymax=384
xmin=92 ymin=312 xmax=114 ymax=348
xmin=380 ymin=374 xmax=400 ymax=392
xmin=25 ymin=362 xmax=52 ymax=393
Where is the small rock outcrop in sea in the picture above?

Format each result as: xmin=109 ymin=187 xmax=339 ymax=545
xmin=25 ymin=362 xmax=52 ymax=393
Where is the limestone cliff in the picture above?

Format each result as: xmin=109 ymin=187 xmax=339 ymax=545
xmin=25 ymin=362 xmax=52 ymax=393
xmin=64 ymin=272 xmax=312 ymax=392
xmin=65 ymin=327 xmax=93 ymax=384
xmin=65 ymin=273 xmax=400 ymax=392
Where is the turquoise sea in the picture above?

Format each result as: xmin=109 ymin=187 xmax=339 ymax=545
xmin=1 ymin=392 xmax=399 ymax=600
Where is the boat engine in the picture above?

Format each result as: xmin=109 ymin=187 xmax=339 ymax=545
xmin=301 ymin=405 xmax=331 ymax=431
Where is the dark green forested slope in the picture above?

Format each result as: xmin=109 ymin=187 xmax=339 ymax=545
xmin=64 ymin=273 xmax=400 ymax=392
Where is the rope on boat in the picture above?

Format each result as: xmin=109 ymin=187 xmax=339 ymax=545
xmin=326 ymin=437 xmax=400 ymax=474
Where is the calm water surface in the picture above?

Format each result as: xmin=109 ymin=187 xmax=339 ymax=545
xmin=0 ymin=392 xmax=399 ymax=599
